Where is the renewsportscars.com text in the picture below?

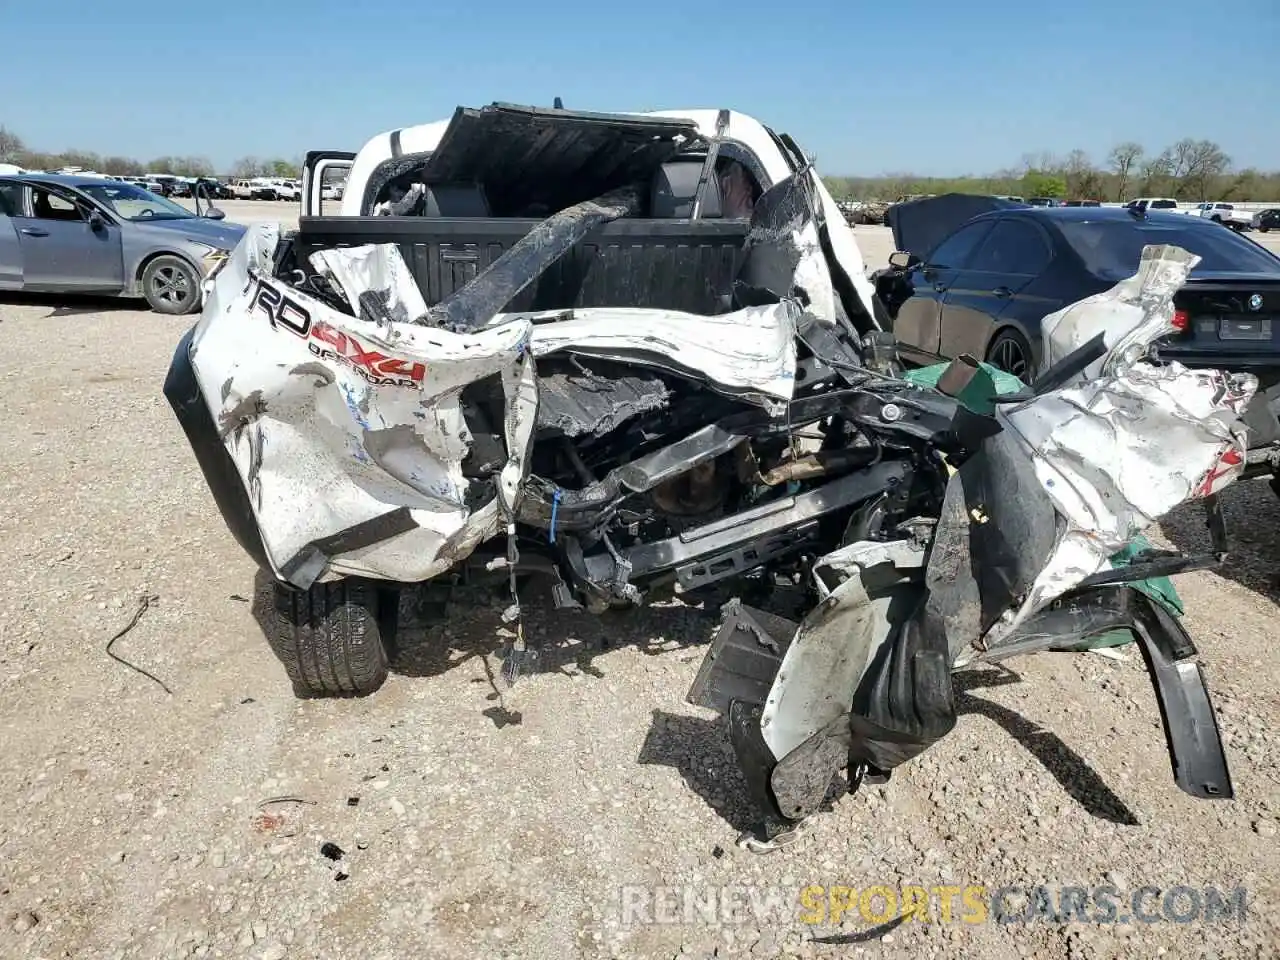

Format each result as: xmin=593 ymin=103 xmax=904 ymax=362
xmin=617 ymin=883 xmax=1248 ymax=927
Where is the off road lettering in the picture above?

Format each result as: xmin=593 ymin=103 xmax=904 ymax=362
xmin=306 ymin=345 xmax=423 ymax=387
xmin=310 ymin=321 xmax=426 ymax=385
xmin=247 ymin=278 xmax=425 ymax=387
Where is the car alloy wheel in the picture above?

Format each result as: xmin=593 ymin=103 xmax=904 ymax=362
xmin=142 ymin=255 xmax=200 ymax=315
xmin=152 ymin=265 xmax=191 ymax=305
xmin=987 ymin=331 xmax=1031 ymax=382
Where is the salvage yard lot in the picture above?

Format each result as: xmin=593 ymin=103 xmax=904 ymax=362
xmin=0 ymin=202 xmax=1278 ymax=960
xmin=174 ymin=199 xmax=1280 ymax=263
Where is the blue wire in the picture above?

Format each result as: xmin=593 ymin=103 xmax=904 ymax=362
xmin=549 ymin=489 xmax=562 ymax=544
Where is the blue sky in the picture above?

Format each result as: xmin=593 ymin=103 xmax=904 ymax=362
xmin=2 ymin=0 xmax=1276 ymax=175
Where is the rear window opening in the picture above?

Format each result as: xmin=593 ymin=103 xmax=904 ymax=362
xmin=370 ymin=154 xmax=762 ymax=221
xmin=360 ymin=104 xmax=764 ymax=220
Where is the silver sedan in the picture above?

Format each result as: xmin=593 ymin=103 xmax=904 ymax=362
xmin=0 ymin=174 xmax=246 ymax=314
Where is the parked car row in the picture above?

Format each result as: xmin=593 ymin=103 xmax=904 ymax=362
xmin=228 ymin=177 xmax=301 ymax=201
xmin=846 ymin=194 xmax=1266 ymax=232
xmin=0 ymin=168 xmax=351 ymax=206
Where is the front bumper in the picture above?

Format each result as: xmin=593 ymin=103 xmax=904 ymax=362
xmin=163 ymin=325 xmax=271 ymax=571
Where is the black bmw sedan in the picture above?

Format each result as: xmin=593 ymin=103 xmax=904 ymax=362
xmin=878 ymin=199 xmax=1280 ymax=378
xmin=875 ymin=195 xmax=1280 ymax=482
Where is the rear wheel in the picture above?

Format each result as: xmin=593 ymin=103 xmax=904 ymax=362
xmin=266 ymin=579 xmax=392 ymax=698
xmin=141 ymin=255 xmax=200 ymax=315
xmin=985 ymin=328 xmax=1033 ymax=382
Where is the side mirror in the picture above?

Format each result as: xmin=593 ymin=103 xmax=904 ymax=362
xmin=204 ymin=206 xmax=226 ymax=221
xmin=87 ymin=210 xmax=106 ymax=231
xmin=888 ymin=251 xmax=912 ymax=270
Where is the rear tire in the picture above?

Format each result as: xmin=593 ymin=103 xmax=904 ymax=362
xmin=985 ymin=328 xmax=1034 ymax=382
xmin=267 ymin=579 xmax=391 ymax=698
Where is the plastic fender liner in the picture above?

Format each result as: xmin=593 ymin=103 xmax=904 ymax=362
xmin=1129 ymin=589 xmax=1234 ymax=800
xmin=760 ymin=538 xmax=927 ymax=761
xmin=844 ymin=598 xmax=957 ymax=775
xmin=975 ymin=584 xmax=1232 ymax=801
xmin=728 ymin=700 xmax=789 ymax=824
xmin=769 ymin=713 xmax=854 ymax=821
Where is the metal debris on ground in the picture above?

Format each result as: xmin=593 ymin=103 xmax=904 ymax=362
xmin=104 ymin=593 xmax=170 ymax=694
xmin=319 ymin=842 xmax=350 ymax=881
xmin=257 ymin=797 xmax=316 ymax=809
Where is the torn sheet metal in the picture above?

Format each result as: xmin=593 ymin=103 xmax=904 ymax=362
xmin=188 ymin=225 xmax=801 ymax=586
xmin=1038 ymin=244 xmax=1195 ymax=380
xmin=309 ymin=242 xmax=428 ymax=326
xmin=191 ymin=226 xmax=534 ymax=588
xmin=302 ymin=241 xmax=801 ymax=410
xmin=812 ymin=175 xmax=881 ymax=329
xmin=990 ymin=245 xmax=1258 ymax=632
xmin=523 ymin=302 xmax=800 ymax=413
xmin=738 ymin=170 xmax=841 ymax=332
xmin=535 ymin=368 xmax=671 ymax=438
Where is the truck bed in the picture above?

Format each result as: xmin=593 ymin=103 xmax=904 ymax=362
xmin=295 ymin=216 xmax=749 ymax=316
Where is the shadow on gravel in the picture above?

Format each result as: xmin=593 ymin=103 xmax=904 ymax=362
xmin=387 ymin=583 xmax=720 ymax=682
xmin=954 ymin=670 xmax=1140 ymax=825
xmin=248 ymin=570 xmax=722 ymax=707
xmin=0 ymin=291 xmax=144 ymax=316
xmin=637 ymin=710 xmax=761 ymax=833
xmin=1160 ymin=478 xmax=1280 ymax=604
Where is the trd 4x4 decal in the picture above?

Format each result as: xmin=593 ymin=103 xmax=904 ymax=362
xmin=245 ymin=275 xmax=427 ymax=388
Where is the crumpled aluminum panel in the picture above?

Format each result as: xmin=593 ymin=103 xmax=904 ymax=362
xmin=995 ymin=244 xmax=1258 ymax=630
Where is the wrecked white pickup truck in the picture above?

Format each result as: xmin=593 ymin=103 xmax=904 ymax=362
xmin=165 ymin=102 xmax=1257 ymax=847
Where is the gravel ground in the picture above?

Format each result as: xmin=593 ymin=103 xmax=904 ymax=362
xmin=0 ymin=210 xmax=1278 ymax=960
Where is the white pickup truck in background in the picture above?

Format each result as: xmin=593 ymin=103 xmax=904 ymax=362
xmin=1189 ymin=201 xmax=1253 ymax=231
xmin=1124 ymin=197 xmax=1182 ymax=213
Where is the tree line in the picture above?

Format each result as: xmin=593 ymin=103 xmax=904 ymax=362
xmin=0 ymin=126 xmax=301 ymax=179
xmin=4 ymin=125 xmax=1276 ymax=201
xmin=825 ymin=140 xmax=1280 ymax=204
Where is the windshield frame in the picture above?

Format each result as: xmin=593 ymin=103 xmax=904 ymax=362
xmin=1059 ymin=216 xmax=1280 ymax=281
xmin=77 ymin=181 xmax=194 ymax=222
